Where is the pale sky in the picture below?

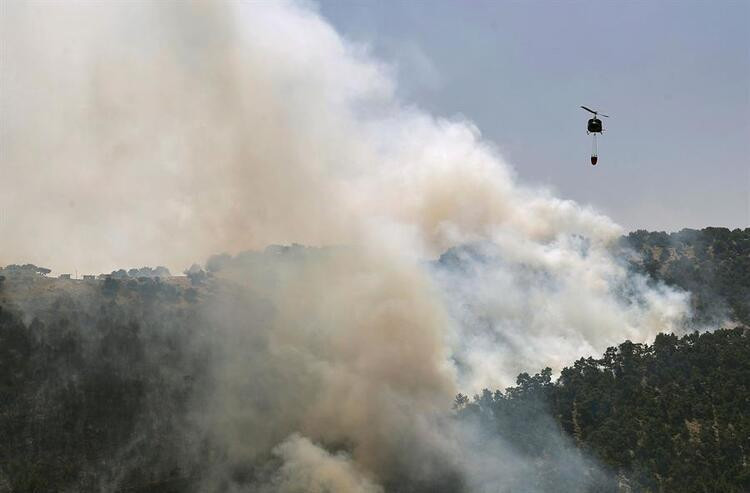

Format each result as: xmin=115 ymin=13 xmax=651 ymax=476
xmin=318 ymin=0 xmax=750 ymax=232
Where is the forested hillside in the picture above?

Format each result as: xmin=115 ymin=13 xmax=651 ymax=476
xmin=1 ymin=229 xmax=749 ymax=492
xmin=622 ymin=227 xmax=750 ymax=324
xmin=4 ymin=283 xmax=746 ymax=492
xmin=456 ymin=327 xmax=750 ymax=493
xmin=0 ymin=277 xmax=205 ymax=492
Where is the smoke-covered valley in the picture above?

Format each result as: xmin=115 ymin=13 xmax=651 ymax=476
xmin=0 ymin=2 xmax=707 ymax=492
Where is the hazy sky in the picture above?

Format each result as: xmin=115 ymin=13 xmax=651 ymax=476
xmin=318 ymin=0 xmax=749 ymax=232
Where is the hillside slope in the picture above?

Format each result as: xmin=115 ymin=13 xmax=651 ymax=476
xmin=622 ymin=227 xmax=750 ymax=324
xmin=1 ymin=231 xmax=749 ymax=492
xmin=457 ymin=326 xmax=750 ymax=492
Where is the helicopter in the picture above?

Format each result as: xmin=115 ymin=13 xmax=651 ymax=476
xmin=581 ymin=105 xmax=609 ymax=165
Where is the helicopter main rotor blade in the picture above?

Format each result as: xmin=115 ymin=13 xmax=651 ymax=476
xmin=599 ymin=113 xmax=610 ymax=118
xmin=581 ymin=105 xmax=597 ymax=114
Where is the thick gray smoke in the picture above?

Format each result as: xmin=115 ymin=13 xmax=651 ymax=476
xmin=0 ymin=1 xmax=690 ymax=491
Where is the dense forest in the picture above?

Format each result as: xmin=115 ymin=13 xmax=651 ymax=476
xmin=0 ymin=278 xmax=205 ymax=492
xmin=456 ymin=327 xmax=750 ymax=493
xmin=3 ymin=293 xmax=747 ymax=492
xmin=451 ymin=227 xmax=750 ymax=492
xmin=1 ymin=228 xmax=749 ymax=492
xmin=622 ymin=227 xmax=750 ymax=325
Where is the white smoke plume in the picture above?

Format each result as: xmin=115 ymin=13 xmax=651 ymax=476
xmin=0 ymin=1 xmax=690 ymax=491
xmin=261 ymin=434 xmax=384 ymax=493
xmin=0 ymin=0 xmax=621 ymax=274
